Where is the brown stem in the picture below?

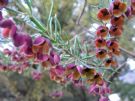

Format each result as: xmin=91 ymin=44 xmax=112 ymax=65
xmin=76 ymin=0 xmax=87 ymax=25
xmin=120 ymin=47 xmax=135 ymax=58
xmin=107 ymin=62 xmax=127 ymax=86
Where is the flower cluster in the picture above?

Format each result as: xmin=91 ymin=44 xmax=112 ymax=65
xmin=64 ymin=64 xmax=102 ymax=85
xmin=48 ymin=62 xmax=111 ymax=100
xmin=63 ymin=65 xmax=111 ymax=100
xmin=49 ymin=64 xmax=104 ymax=85
xmin=1 ymin=28 xmax=60 ymax=80
xmin=0 ymin=1 xmax=60 ymax=80
xmin=89 ymin=82 xmax=111 ymax=101
xmin=95 ymin=0 xmax=135 ymax=100
xmin=0 ymin=48 xmax=29 ymax=74
xmin=96 ymin=0 xmax=129 ymax=68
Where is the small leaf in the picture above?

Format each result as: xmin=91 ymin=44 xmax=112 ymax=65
xmin=30 ymin=16 xmax=47 ymax=32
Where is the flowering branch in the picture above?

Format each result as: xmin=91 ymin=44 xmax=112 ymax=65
xmin=0 ymin=0 xmax=135 ymax=101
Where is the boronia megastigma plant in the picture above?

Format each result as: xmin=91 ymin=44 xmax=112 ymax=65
xmin=0 ymin=0 xmax=135 ymax=101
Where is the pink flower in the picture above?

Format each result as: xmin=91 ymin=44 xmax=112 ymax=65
xmin=31 ymin=71 xmax=42 ymax=80
xmin=16 ymin=66 xmax=24 ymax=74
xmin=9 ymin=25 xmax=33 ymax=49
xmin=32 ymin=36 xmax=52 ymax=54
xmin=3 ymin=48 xmax=11 ymax=55
xmin=65 ymin=64 xmax=81 ymax=81
xmin=52 ymin=65 xmax=65 ymax=75
xmin=20 ymin=44 xmax=33 ymax=57
xmin=49 ymin=50 xmax=60 ymax=65
xmin=66 ymin=63 xmax=76 ymax=70
xmin=73 ymin=80 xmax=84 ymax=87
xmin=33 ymin=36 xmax=45 ymax=46
xmin=88 ymin=83 xmax=100 ymax=95
xmin=0 ymin=19 xmax=15 ymax=38
xmin=49 ymin=68 xmax=57 ymax=80
xmin=49 ymin=65 xmax=65 ymax=83
xmin=125 ymin=6 xmax=132 ymax=18
xmin=89 ymin=81 xmax=111 ymax=100
xmin=76 ymin=66 xmax=83 ymax=74
xmin=8 ymin=64 xmax=16 ymax=72
xmin=36 ymin=53 xmax=49 ymax=62
xmin=0 ymin=19 xmax=14 ymax=28
xmin=100 ymin=82 xmax=111 ymax=94
xmin=12 ymin=34 xmax=28 ymax=47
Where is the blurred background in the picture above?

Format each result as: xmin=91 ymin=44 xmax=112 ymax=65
xmin=0 ymin=0 xmax=135 ymax=101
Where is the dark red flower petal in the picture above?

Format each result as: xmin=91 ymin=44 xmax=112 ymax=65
xmin=97 ymin=8 xmax=111 ymax=22
xmin=96 ymin=49 xmax=107 ymax=59
xmin=0 ymin=19 xmax=14 ymax=28
xmin=96 ymin=26 xmax=108 ymax=38
xmin=111 ymin=15 xmax=124 ymax=27
xmin=33 ymin=36 xmax=45 ymax=46
xmin=95 ymin=38 xmax=106 ymax=48
xmin=109 ymin=26 xmax=122 ymax=37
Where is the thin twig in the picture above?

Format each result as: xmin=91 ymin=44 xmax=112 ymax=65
xmin=120 ymin=47 xmax=135 ymax=58
xmin=76 ymin=0 xmax=87 ymax=25
xmin=107 ymin=62 xmax=127 ymax=86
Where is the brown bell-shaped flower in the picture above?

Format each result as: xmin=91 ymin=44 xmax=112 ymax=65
xmin=109 ymin=0 xmax=127 ymax=17
xmin=49 ymin=65 xmax=65 ymax=83
xmin=72 ymin=69 xmax=81 ymax=80
xmin=106 ymin=40 xmax=119 ymax=50
xmin=32 ymin=36 xmax=52 ymax=54
xmin=87 ymin=73 xmax=103 ymax=86
xmin=42 ymin=60 xmax=52 ymax=69
xmin=81 ymin=68 xmax=96 ymax=79
xmin=111 ymin=15 xmax=125 ymax=27
xmin=96 ymin=26 xmax=108 ymax=38
xmin=64 ymin=64 xmax=81 ymax=81
xmin=109 ymin=25 xmax=122 ymax=37
xmin=97 ymin=8 xmax=111 ymax=22
xmin=95 ymin=38 xmax=106 ymax=48
xmin=104 ymin=58 xmax=116 ymax=67
xmin=96 ymin=49 xmax=107 ymax=59
xmin=112 ymin=48 xmax=121 ymax=56
xmin=94 ymin=73 xmax=104 ymax=86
